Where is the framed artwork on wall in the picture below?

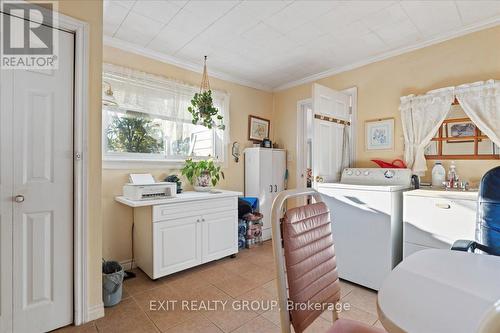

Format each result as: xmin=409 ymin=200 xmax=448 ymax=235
xmin=365 ymin=118 xmax=394 ymax=150
xmin=248 ymin=115 xmax=270 ymax=142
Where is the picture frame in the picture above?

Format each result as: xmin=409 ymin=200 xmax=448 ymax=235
xmin=445 ymin=121 xmax=478 ymax=143
xmin=248 ymin=115 xmax=270 ymax=142
xmin=365 ymin=118 xmax=394 ymax=150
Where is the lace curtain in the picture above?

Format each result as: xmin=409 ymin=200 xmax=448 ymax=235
xmin=400 ymin=87 xmax=454 ymax=175
xmin=455 ymin=80 xmax=500 ymax=147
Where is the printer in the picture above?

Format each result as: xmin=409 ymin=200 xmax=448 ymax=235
xmin=123 ymin=174 xmax=177 ymax=201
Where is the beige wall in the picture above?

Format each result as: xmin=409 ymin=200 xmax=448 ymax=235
xmin=102 ymin=46 xmax=274 ymax=263
xmin=273 ymin=25 xmax=500 ymax=190
xmin=55 ymin=0 xmax=103 ymax=312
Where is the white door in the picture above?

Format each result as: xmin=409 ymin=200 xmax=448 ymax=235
xmin=154 ymin=217 xmax=202 ymax=276
xmin=0 ymin=42 xmax=14 ymax=333
xmin=312 ymin=83 xmax=351 ymax=183
xmin=259 ymin=149 xmax=273 ymax=239
xmin=0 ymin=16 xmax=75 ymax=333
xmin=202 ymin=211 xmax=238 ymax=262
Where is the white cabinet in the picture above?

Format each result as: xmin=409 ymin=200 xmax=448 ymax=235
xmin=403 ymin=189 xmax=478 ymax=258
xmin=117 ymin=191 xmax=240 ymax=279
xmin=244 ymin=148 xmax=286 ymax=240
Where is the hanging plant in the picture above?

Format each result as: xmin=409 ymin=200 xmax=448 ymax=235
xmin=188 ymin=90 xmax=225 ymax=130
xmin=188 ymin=56 xmax=225 ymax=130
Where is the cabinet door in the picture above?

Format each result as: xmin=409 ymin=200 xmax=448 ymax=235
xmin=404 ymin=195 xmax=477 ymax=249
xmin=272 ymin=151 xmax=286 ymax=193
xmin=153 ymin=217 xmax=202 ymax=277
xmin=202 ymin=211 xmax=238 ymax=263
xmin=259 ymin=150 xmax=274 ymax=233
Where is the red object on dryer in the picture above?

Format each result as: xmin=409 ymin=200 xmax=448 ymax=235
xmin=371 ymin=159 xmax=407 ymax=168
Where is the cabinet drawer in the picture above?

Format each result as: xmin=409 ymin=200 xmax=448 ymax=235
xmin=404 ymin=195 xmax=477 ymax=248
xmin=153 ymin=197 xmax=237 ymax=222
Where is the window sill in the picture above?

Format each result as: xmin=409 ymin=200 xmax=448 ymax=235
xmin=103 ymin=158 xmax=187 ymax=170
xmin=102 ymin=157 xmax=226 ymax=170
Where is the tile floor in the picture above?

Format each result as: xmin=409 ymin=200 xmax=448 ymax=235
xmin=56 ymin=241 xmax=385 ymax=333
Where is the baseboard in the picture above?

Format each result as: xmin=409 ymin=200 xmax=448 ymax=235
xmin=87 ymin=302 xmax=104 ymax=321
xmin=120 ymin=259 xmax=138 ymax=270
xmin=262 ymin=228 xmax=272 ymax=241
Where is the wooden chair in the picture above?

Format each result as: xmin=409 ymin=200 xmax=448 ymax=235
xmin=271 ymin=189 xmax=386 ymax=333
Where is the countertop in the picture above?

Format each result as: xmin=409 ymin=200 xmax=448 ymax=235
xmin=115 ymin=189 xmax=242 ymax=207
xmin=404 ymin=187 xmax=478 ymax=200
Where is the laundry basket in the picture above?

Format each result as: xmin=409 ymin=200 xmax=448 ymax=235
xmin=102 ymin=260 xmax=125 ymax=307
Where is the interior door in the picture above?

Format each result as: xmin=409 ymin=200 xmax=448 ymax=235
xmin=312 ymin=83 xmax=351 ymax=183
xmin=0 ymin=54 xmax=14 ymax=333
xmin=1 ymin=18 xmax=75 ymax=333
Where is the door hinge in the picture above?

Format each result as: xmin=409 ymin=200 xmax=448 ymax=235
xmin=75 ymin=152 xmax=82 ymax=161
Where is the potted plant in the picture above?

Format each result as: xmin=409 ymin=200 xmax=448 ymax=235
xmin=188 ymin=90 xmax=225 ymax=130
xmin=180 ymin=159 xmax=224 ymax=192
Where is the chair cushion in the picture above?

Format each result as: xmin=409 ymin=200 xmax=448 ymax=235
xmin=326 ymin=319 xmax=387 ymax=333
xmin=282 ymin=202 xmax=341 ymax=333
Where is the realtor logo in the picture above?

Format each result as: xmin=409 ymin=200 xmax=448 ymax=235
xmin=1 ymin=1 xmax=58 ymax=69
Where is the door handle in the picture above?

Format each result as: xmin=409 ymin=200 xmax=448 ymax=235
xmin=274 ymin=185 xmax=277 ymax=192
xmin=270 ymin=185 xmax=273 ymax=193
xmin=14 ymin=195 xmax=24 ymax=203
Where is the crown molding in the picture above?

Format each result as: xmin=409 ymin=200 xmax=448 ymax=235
xmin=274 ymin=16 xmax=500 ymax=92
xmin=103 ymin=36 xmax=273 ymax=92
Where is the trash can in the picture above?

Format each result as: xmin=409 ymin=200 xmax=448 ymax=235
xmin=102 ymin=260 xmax=125 ymax=307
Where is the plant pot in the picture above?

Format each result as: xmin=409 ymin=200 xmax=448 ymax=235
xmin=194 ymin=172 xmax=212 ymax=192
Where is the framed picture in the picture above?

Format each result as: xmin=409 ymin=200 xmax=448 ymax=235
xmin=445 ymin=121 xmax=477 ymax=143
xmin=248 ymin=115 xmax=270 ymax=142
xmin=365 ymin=118 xmax=394 ymax=150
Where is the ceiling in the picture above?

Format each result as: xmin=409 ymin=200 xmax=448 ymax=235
xmin=104 ymin=0 xmax=500 ymax=91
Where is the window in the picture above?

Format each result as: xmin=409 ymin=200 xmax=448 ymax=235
xmin=425 ymin=101 xmax=499 ymax=160
xmin=102 ymin=64 xmax=229 ymax=165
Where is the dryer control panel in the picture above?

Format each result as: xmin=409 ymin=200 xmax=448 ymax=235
xmin=341 ymin=168 xmax=412 ymax=186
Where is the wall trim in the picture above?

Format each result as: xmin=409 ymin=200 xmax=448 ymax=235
xmin=87 ymin=303 xmax=105 ymax=322
xmin=104 ymin=36 xmax=273 ymax=92
xmin=120 ymin=259 xmax=138 ymax=271
xmin=274 ymin=17 xmax=500 ymax=91
xmin=52 ymin=13 xmax=92 ymax=326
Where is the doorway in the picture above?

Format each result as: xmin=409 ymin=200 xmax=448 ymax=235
xmin=296 ymin=86 xmax=357 ymax=204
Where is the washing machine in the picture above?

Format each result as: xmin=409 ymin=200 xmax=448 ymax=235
xmin=317 ymin=168 xmax=412 ymax=290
